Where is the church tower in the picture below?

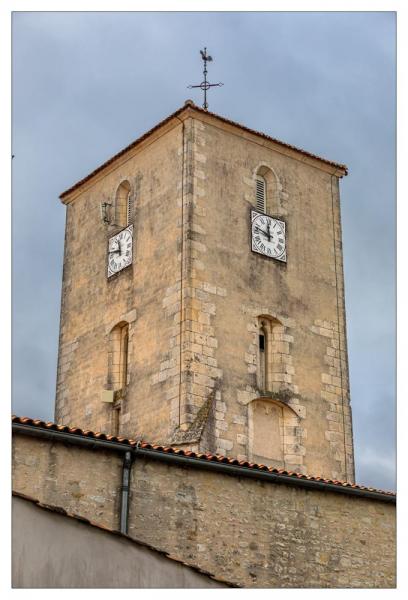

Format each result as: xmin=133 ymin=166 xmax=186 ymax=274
xmin=55 ymin=100 xmax=355 ymax=482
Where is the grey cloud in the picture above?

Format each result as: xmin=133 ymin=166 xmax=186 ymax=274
xmin=12 ymin=11 xmax=395 ymax=490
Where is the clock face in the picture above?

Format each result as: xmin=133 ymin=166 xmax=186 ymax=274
xmin=107 ymin=225 xmax=133 ymax=278
xmin=251 ymin=210 xmax=286 ymax=262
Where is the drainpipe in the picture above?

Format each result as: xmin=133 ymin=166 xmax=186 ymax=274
xmin=120 ymin=450 xmax=132 ymax=534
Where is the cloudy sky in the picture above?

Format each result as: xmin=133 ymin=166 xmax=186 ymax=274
xmin=12 ymin=11 xmax=396 ymax=490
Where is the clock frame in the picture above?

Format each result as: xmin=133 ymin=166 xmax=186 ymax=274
xmin=251 ymin=209 xmax=287 ymax=263
xmin=107 ymin=224 xmax=134 ymax=278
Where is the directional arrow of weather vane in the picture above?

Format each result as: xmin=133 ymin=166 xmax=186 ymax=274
xmin=188 ymin=47 xmax=224 ymax=110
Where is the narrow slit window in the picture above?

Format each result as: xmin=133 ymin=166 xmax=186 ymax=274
xmin=108 ymin=322 xmax=129 ymax=391
xmin=259 ymin=328 xmax=266 ymax=390
xmin=107 ymin=321 xmax=129 ymax=438
xmin=115 ymin=181 xmax=131 ymax=227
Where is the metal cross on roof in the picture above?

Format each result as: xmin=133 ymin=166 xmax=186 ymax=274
xmin=188 ymin=47 xmax=223 ymax=110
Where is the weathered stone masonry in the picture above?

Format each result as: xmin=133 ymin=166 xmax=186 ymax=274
xmin=55 ymin=102 xmax=355 ymax=482
xmin=12 ymin=432 xmax=396 ymax=588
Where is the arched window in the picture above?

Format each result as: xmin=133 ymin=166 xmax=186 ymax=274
xmin=108 ymin=321 xmax=129 ymax=436
xmin=257 ymin=316 xmax=284 ymax=392
xmin=255 ymin=166 xmax=279 ymax=215
xmin=115 ymin=181 xmax=132 ymax=227
xmin=108 ymin=322 xmax=129 ymax=392
xmin=248 ymin=398 xmax=303 ymax=470
xmin=259 ymin=323 xmax=267 ymax=390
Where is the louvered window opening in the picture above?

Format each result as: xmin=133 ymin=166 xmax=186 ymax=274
xmin=126 ymin=192 xmax=133 ymax=226
xmin=256 ymin=177 xmax=266 ymax=213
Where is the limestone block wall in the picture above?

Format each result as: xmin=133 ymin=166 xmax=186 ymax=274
xmin=55 ymin=122 xmax=184 ymax=442
xmin=13 ymin=496 xmax=228 ymax=588
xmin=12 ymin=433 xmax=395 ymax=588
xmin=180 ymin=112 xmax=354 ymax=481
xmin=55 ymin=105 xmax=354 ymax=481
xmin=12 ymin=435 xmax=122 ymax=530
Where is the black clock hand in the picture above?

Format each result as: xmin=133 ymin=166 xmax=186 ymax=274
xmin=255 ymin=226 xmax=269 ymax=238
xmin=266 ymin=221 xmax=271 ymax=242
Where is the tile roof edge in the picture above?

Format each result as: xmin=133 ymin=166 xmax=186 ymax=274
xmin=12 ymin=490 xmax=239 ymax=587
xmin=59 ymin=100 xmax=347 ymax=201
xmin=12 ymin=415 xmax=395 ymax=498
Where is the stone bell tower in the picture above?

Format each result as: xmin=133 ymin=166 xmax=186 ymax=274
xmin=55 ymin=100 xmax=355 ymax=482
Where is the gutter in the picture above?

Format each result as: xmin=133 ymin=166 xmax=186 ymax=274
xmin=12 ymin=422 xmax=396 ymax=506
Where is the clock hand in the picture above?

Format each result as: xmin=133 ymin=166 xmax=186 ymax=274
xmin=255 ymin=226 xmax=269 ymax=238
xmin=266 ymin=221 xmax=271 ymax=242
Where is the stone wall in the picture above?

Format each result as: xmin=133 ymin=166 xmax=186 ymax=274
xmin=181 ymin=111 xmax=354 ymax=481
xmin=12 ymin=433 xmax=395 ymax=588
xmin=55 ymin=119 xmax=184 ymax=443
xmin=55 ymin=104 xmax=354 ymax=481
xmin=12 ymin=496 xmax=228 ymax=588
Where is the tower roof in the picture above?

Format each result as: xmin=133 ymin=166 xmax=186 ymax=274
xmin=59 ymin=100 xmax=348 ymax=202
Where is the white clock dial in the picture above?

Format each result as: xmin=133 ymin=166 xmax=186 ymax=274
xmin=251 ymin=210 xmax=286 ymax=262
xmin=107 ymin=225 xmax=133 ymax=278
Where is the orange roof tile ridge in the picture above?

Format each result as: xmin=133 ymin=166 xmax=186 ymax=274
xmin=12 ymin=415 xmax=395 ymax=496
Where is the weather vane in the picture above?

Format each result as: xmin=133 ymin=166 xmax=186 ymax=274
xmin=188 ymin=47 xmax=223 ymax=110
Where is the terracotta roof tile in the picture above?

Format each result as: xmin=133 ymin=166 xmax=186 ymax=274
xmin=12 ymin=415 xmax=395 ymax=497
xmin=59 ymin=101 xmax=347 ymax=200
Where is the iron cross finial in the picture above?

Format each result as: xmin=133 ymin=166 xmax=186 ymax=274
xmin=188 ymin=47 xmax=223 ymax=110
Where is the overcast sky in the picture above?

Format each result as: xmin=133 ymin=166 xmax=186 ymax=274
xmin=11 ymin=11 xmax=396 ymax=490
